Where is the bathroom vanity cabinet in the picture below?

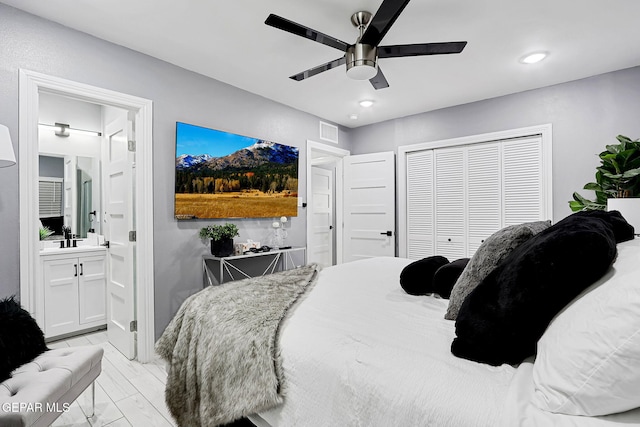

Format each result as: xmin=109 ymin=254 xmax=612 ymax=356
xmin=40 ymin=247 xmax=107 ymax=338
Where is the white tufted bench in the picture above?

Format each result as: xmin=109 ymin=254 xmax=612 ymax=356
xmin=0 ymin=345 xmax=103 ymax=427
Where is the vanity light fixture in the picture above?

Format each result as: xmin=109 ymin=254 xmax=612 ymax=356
xmin=54 ymin=122 xmax=70 ymax=137
xmin=38 ymin=122 xmax=102 ymax=137
xmin=0 ymin=124 xmax=17 ymax=168
xmin=520 ymin=51 xmax=548 ymax=64
xmin=359 ymin=99 xmax=374 ymax=108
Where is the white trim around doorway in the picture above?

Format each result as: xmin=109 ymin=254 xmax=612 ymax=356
xmin=18 ymin=69 xmax=156 ymax=362
xmin=306 ymin=140 xmax=350 ymax=265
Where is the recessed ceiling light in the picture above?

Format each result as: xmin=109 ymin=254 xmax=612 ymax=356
xmin=520 ymin=52 xmax=548 ymax=64
xmin=359 ymin=100 xmax=374 ymax=108
xmin=349 ymin=114 xmax=359 ymax=120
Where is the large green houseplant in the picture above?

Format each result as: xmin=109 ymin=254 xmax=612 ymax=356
xmin=569 ymin=135 xmax=640 ymax=211
xmin=199 ymin=223 xmax=240 ymax=257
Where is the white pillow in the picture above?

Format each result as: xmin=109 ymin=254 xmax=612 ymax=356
xmin=532 ymin=237 xmax=640 ymax=416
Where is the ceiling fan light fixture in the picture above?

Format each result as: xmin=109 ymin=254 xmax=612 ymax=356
xmin=266 ymin=2 xmax=467 ymax=90
xmin=347 ymin=64 xmax=378 ymax=80
xmin=346 ymin=44 xmax=378 ymax=80
xmin=520 ymin=51 xmax=548 ymax=64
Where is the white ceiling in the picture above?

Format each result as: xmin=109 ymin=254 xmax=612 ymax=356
xmin=4 ymin=0 xmax=640 ymax=128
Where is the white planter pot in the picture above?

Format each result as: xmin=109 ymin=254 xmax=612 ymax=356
xmin=607 ymin=198 xmax=640 ymax=232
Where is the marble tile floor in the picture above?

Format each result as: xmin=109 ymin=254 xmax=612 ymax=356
xmin=48 ymin=331 xmax=256 ymax=427
xmin=49 ymin=330 xmax=175 ymax=427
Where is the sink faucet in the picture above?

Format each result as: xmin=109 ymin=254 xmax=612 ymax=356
xmin=62 ymin=226 xmax=71 ymax=248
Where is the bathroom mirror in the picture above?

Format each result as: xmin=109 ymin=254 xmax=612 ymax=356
xmin=39 ymin=155 xmax=101 ymax=238
xmin=38 ymin=92 xmax=104 ymax=240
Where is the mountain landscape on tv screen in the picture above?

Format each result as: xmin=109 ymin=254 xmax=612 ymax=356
xmin=175 ymin=140 xmax=299 ymax=219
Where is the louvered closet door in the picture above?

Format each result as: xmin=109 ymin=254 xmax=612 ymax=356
xmin=467 ymin=142 xmax=502 ymax=254
xmin=406 ymin=151 xmax=434 ymax=259
xmin=503 ymin=136 xmax=544 ymax=225
xmin=434 ymin=148 xmax=466 ymax=260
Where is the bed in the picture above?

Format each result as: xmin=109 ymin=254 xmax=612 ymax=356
xmin=254 ymin=256 xmax=515 ymax=427
xmin=158 ymin=212 xmax=640 ymax=427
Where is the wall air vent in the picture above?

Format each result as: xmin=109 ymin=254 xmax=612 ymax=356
xmin=319 ymin=121 xmax=339 ymax=144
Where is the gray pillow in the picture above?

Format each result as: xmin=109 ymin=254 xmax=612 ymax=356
xmin=444 ymin=220 xmax=551 ymax=320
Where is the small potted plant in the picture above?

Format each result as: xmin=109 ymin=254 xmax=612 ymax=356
xmin=199 ymin=223 xmax=240 ymax=257
xmin=39 ymin=226 xmax=54 ymax=241
xmin=570 ymin=135 xmax=640 ymax=211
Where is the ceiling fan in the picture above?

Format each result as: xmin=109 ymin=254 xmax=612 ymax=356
xmin=265 ymin=0 xmax=467 ymax=90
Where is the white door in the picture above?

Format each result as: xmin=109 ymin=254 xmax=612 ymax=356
xmin=78 ymin=255 xmax=107 ymax=325
xmin=308 ymin=166 xmax=334 ymax=267
xmin=63 ymin=155 xmax=77 ymax=233
xmin=43 ymin=257 xmax=80 ymax=337
xmin=104 ymin=115 xmax=136 ymax=360
xmin=434 ymin=147 xmax=466 ymax=260
xmin=467 ymin=142 xmax=501 ymax=254
xmin=343 ymin=152 xmax=396 ymax=262
xmin=406 ymin=150 xmax=435 ymax=259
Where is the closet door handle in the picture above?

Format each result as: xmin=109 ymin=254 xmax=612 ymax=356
xmin=74 ymin=264 xmax=78 ymax=277
xmin=80 ymin=263 xmax=84 ymax=276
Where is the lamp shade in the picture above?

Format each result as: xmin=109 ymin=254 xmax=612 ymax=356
xmin=0 ymin=124 xmax=16 ymax=168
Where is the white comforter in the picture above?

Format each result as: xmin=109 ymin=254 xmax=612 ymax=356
xmin=256 ymin=256 xmax=640 ymax=427
xmin=259 ymin=257 xmax=516 ymax=427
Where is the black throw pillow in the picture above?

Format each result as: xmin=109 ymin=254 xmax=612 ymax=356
xmin=400 ymin=256 xmax=449 ymax=295
xmin=567 ymin=209 xmax=635 ymax=243
xmin=0 ymin=296 xmax=48 ymax=382
xmin=433 ymin=258 xmax=470 ymax=299
xmin=451 ymin=212 xmax=621 ymax=366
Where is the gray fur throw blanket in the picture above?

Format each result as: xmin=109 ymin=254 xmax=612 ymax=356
xmin=156 ymin=263 xmax=319 ymax=427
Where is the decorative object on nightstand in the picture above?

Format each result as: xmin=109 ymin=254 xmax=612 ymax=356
xmin=570 ymin=135 xmax=640 ymax=211
xmin=199 ymin=223 xmax=240 ymax=257
xmin=267 ymin=216 xmax=289 ymax=249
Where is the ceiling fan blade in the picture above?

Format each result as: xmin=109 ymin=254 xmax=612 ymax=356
xmin=369 ymin=67 xmax=390 ymax=90
xmin=360 ymin=0 xmax=412 ymax=47
xmin=265 ymin=14 xmax=350 ymax=52
xmin=290 ymin=57 xmax=347 ymax=81
xmin=378 ymin=42 xmax=467 ymax=58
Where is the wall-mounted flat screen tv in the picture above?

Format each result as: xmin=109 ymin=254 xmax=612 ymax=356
xmin=175 ymin=122 xmax=299 ymax=219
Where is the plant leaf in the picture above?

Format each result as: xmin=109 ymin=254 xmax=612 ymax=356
xmin=572 ymin=192 xmax=591 ymax=204
xmin=617 ymin=135 xmax=632 ymax=144
xmin=595 ymin=191 xmax=608 ymax=204
xmin=606 ymin=144 xmax=622 ymax=154
xmin=569 ymin=200 xmax=584 ymax=212
xmin=621 ymin=168 xmax=640 ymax=179
xmin=583 ymin=182 xmax=601 ymax=191
xmin=602 ymin=171 xmax=623 ymax=179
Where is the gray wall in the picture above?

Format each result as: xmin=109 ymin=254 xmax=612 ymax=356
xmin=0 ymin=4 xmax=351 ymax=338
xmin=3 ymin=3 xmax=640 ymax=341
xmin=349 ymin=66 xmax=640 ymax=222
xmin=39 ymin=156 xmax=63 ymax=178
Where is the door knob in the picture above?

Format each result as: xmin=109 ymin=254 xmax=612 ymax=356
xmin=380 ymin=231 xmax=393 ymax=236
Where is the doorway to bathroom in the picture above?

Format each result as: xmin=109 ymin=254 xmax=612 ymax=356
xmin=18 ymin=70 xmax=156 ymax=362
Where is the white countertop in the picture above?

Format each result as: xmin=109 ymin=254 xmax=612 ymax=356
xmin=40 ymin=246 xmax=106 ymax=256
